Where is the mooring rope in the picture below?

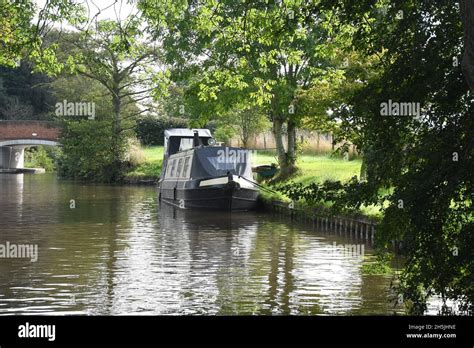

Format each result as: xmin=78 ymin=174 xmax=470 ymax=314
xmin=237 ymin=175 xmax=278 ymax=194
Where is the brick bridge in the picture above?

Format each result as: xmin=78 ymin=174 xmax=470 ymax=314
xmin=0 ymin=121 xmax=60 ymax=169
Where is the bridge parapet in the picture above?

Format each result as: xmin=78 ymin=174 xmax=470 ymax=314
xmin=0 ymin=120 xmax=60 ymax=142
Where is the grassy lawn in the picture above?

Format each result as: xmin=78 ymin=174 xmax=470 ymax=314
xmin=124 ymin=146 xmax=164 ymax=181
xmin=141 ymin=146 xmax=164 ymax=162
xmin=254 ymin=149 xmax=362 ymax=184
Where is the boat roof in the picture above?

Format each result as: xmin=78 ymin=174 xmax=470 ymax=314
xmin=164 ymin=128 xmax=212 ymax=138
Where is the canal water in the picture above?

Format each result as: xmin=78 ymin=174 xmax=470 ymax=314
xmin=0 ymin=174 xmax=403 ymax=315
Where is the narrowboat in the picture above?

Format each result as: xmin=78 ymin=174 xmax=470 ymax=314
xmin=158 ymin=128 xmax=259 ymax=211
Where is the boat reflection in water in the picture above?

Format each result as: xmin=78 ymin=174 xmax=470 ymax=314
xmin=158 ymin=201 xmax=260 ymax=265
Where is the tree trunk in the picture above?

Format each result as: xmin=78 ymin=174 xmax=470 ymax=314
xmin=317 ymin=132 xmax=320 ymax=153
xmin=461 ymin=0 xmax=474 ymax=92
xmin=284 ymin=119 xmax=297 ymax=176
xmin=272 ymin=116 xmax=286 ymax=167
xmin=241 ymin=112 xmax=249 ymax=148
xmin=111 ymin=93 xmax=122 ymax=181
xmin=360 ymin=155 xmax=367 ymax=181
xmin=113 ymin=95 xmax=121 ymax=135
xmin=271 ymin=116 xmax=298 ymax=180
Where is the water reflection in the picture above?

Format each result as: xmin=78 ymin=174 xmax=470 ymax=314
xmin=0 ymin=174 xmax=399 ymax=315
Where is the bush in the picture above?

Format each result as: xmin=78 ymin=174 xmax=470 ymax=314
xmin=57 ymin=119 xmax=127 ymax=182
xmin=136 ymin=116 xmax=188 ymax=146
xmin=24 ymin=146 xmax=58 ymax=172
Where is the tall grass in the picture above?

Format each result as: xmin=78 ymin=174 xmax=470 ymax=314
xmin=125 ymin=146 xmax=164 ymax=180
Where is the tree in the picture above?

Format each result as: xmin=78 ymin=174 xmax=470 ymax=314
xmin=139 ymin=0 xmax=349 ymax=178
xmin=217 ymin=105 xmax=270 ymax=148
xmin=49 ymin=3 xmax=166 ymax=181
xmin=0 ymin=0 xmax=82 ymax=73
xmin=315 ymin=0 xmax=474 ymax=313
xmin=461 ymin=0 xmax=474 ymax=91
xmin=0 ymin=0 xmax=36 ymax=67
xmin=0 ymin=62 xmax=56 ymax=120
xmin=0 ymin=96 xmax=33 ymax=120
xmin=48 ymin=68 xmax=122 ymax=181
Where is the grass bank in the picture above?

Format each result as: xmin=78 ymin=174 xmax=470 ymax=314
xmin=254 ymin=150 xmax=383 ymax=219
xmin=124 ymin=146 xmax=164 ymax=184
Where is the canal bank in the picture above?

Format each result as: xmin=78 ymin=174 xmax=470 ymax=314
xmin=0 ymin=168 xmax=46 ymax=174
xmin=259 ymin=198 xmax=379 ymax=245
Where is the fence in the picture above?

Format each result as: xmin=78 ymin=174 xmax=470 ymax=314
xmin=229 ymin=129 xmax=358 ymax=156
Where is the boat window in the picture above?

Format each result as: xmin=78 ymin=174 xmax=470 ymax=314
xmin=166 ymin=160 xmax=171 ymax=177
xmin=179 ymin=138 xmax=194 ymax=152
xmin=182 ymin=157 xmax=190 ymax=178
xmin=168 ymin=159 xmax=176 ymax=178
xmin=176 ymin=158 xmax=183 ymax=178
xmin=172 ymin=159 xmax=178 ymax=177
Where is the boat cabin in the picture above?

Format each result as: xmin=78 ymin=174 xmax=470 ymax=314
xmin=163 ymin=128 xmax=213 ymax=159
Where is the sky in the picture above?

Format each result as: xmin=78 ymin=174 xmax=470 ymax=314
xmin=33 ymin=0 xmax=138 ymax=28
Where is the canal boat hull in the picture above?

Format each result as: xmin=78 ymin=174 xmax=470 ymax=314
xmin=159 ymin=184 xmax=259 ymax=211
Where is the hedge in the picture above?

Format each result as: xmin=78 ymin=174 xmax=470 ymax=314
xmin=136 ymin=117 xmax=189 ymax=146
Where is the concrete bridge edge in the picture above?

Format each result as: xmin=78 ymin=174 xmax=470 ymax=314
xmin=0 ymin=140 xmax=60 ymax=170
